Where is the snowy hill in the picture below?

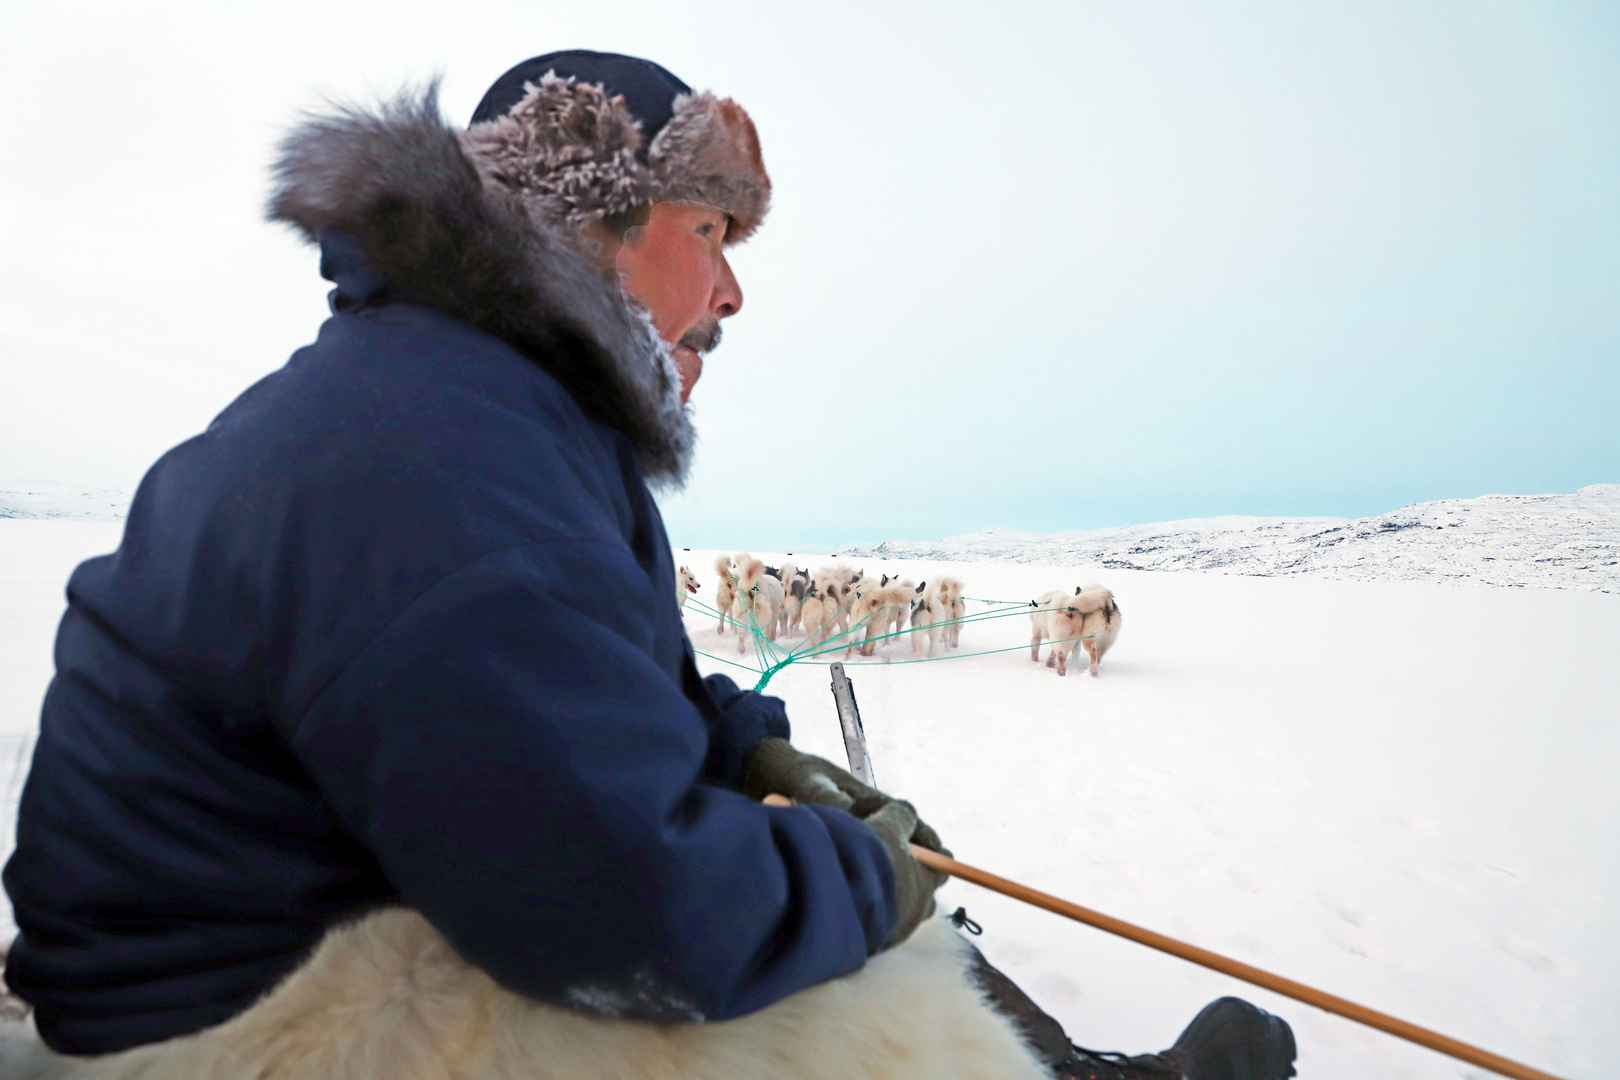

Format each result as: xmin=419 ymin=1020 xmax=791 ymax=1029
xmin=0 ymin=480 xmax=130 ymax=521
xmin=845 ymin=484 xmax=1620 ymax=593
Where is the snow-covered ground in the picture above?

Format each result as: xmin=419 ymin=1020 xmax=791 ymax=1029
xmin=680 ymin=547 xmax=1616 ymax=1080
xmin=845 ymin=485 xmax=1620 ymax=594
xmin=0 ymin=481 xmax=131 ymax=521
xmin=3 ymin=520 xmax=1615 ymax=1079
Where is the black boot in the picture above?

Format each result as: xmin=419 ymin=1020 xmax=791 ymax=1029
xmin=965 ymin=940 xmax=1296 ymax=1080
xmin=1047 ymin=997 xmax=1297 ymax=1080
xmin=1155 ymin=996 xmax=1298 ymax=1080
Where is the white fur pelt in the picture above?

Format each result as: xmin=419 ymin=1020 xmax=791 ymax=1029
xmin=0 ymin=911 xmax=1047 ymax=1080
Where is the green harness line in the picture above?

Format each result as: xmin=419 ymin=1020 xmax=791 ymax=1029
xmin=685 ymin=589 xmax=1095 ymax=691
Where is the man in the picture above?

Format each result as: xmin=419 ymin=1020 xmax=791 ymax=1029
xmin=1 ymin=52 xmax=1295 ymax=1080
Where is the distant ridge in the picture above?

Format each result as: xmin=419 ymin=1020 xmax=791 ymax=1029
xmin=0 ymin=480 xmax=131 ymax=521
xmin=842 ymin=485 xmax=1620 ymax=593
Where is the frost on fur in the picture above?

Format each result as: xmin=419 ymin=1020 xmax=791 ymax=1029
xmin=460 ymin=73 xmax=770 ymax=245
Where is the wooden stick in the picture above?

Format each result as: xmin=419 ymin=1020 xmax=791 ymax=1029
xmin=909 ymin=845 xmax=1566 ymax=1080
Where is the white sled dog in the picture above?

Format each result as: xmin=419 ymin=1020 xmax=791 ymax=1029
xmin=797 ymin=580 xmax=839 ymax=650
xmin=0 ymin=908 xmax=1048 ymax=1080
xmin=933 ymin=578 xmax=966 ymax=650
xmin=713 ymin=554 xmax=739 ymax=632
xmin=909 ymin=581 xmax=941 ymax=656
xmin=676 ymin=565 xmax=701 ymax=611
xmin=1075 ymin=582 xmax=1123 ymax=677
xmin=732 ymin=557 xmax=785 ymax=654
xmin=1029 ymin=585 xmax=1122 ymax=677
xmin=847 ymin=577 xmax=911 ymax=658
xmin=882 ymin=575 xmax=917 ymax=639
xmin=1028 ymin=590 xmax=1088 ymax=677
xmin=800 ymin=565 xmax=856 ymax=648
xmin=777 ymin=564 xmax=811 ymax=636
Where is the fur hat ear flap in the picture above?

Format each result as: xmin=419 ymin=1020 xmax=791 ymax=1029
xmin=460 ymin=73 xmax=653 ymax=234
xmin=649 ymin=92 xmax=771 ymax=244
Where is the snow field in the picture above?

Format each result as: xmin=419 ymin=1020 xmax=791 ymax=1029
xmin=1 ymin=525 xmax=1612 ymax=1079
xmin=684 ymin=549 xmax=1617 ymax=1080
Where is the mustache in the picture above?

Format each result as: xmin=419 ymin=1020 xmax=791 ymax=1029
xmin=678 ymin=321 xmax=722 ymax=354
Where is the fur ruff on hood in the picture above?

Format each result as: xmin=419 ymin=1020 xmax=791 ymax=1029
xmin=268 ymin=84 xmax=695 ymax=485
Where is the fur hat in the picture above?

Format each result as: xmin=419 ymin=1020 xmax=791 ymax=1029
xmin=461 ymin=51 xmax=770 ymax=246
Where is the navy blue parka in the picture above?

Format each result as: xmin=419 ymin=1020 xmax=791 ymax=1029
xmin=2 ymin=98 xmax=898 ymax=1055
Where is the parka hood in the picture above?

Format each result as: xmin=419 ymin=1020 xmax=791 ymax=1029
xmin=269 ymin=84 xmax=695 ymax=485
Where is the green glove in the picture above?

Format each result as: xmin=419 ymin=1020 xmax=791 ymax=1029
xmin=861 ymin=800 xmax=949 ymax=945
xmin=740 ymin=738 xmax=948 ymax=854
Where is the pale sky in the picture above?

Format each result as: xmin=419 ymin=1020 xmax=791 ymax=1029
xmin=2 ymin=1 xmax=1616 ymax=550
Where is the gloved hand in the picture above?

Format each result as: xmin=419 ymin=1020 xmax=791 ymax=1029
xmin=740 ymin=738 xmax=947 ymax=854
xmin=861 ymin=800 xmax=949 ymax=945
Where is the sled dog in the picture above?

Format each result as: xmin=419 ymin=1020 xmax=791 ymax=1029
xmin=778 ymin=564 xmax=811 ymax=635
xmin=714 ymin=554 xmax=739 ymax=632
xmin=1029 ymin=590 xmax=1088 ymax=676
xmin=1074 ymin=583 xmax=1122 ymax=677
xmin=848 ymin=577 xmax=911 ymax=658
xmin=881 ymin=575 xmax=917 ymax=638
xmin=797 ymin=583 xmax=837 ymax=650
xmin=799 ymin=567 xmax=854 ymax=651
xmin=676 ymin=565 xmax=701 ymax=611
xmin=933 ymin=578 xmax=965 ymax=649
xmin=909 ymin=582 xmax=941 ymax=656
xmin=732 ymin=557 xmax=785 ymax=653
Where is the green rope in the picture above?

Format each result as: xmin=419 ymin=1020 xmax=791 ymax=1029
xmin=840 ymin=633 xmax=1093 ymax=668
xmin=685 ymin=583 xmax=1092 ymax=689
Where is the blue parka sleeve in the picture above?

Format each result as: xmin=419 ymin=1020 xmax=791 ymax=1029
xmin=696 ymin=673 xmax=789 ymax=785
xmin=283 ymin=538 xmax=898 ymax=1021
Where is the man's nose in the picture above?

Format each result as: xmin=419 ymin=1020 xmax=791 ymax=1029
xmin=711 ymin=255 xmax=742 ymax=319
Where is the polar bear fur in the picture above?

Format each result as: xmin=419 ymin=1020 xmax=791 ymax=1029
xmin=0 ymin=909 xmax=1047 ymax=1080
